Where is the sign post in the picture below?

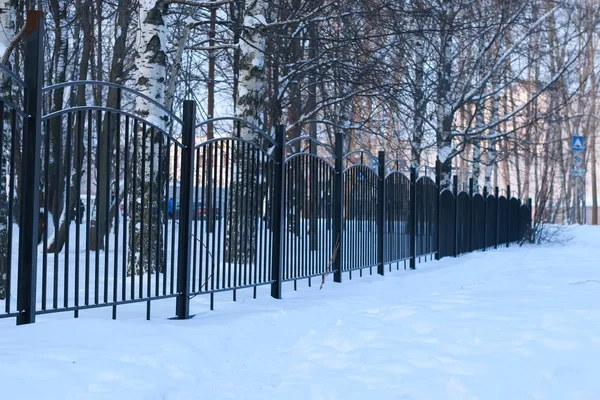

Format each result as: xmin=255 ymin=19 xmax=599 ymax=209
xmin=572 ymin=136 xmax=585 ymax=224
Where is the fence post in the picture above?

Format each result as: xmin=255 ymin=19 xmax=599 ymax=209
xmin=527 ymin=197 xmax=533 ymax=241
xmin=409 ymin=167 xmax=416 ymax=269
xmin=332 ymin=128 xmax=344 ymax=282
xmin=453 ymin=175 xmax=458 ymax=257
xmin=494 ymin=186 xmax=499 ymax=249
xmin=271 ymin=125 xmax=286 ymax=299
xmin=377 ymin=151 xmax=385 ymax=275
xmin=482 ymin=186 xmax=488 ymax=252
xmin=468 ymin=178 xmax=473 ymax=253
xmin=16 ymin=11 xmax=44 ymax=326
xmin=506 ymin=185 xmax=511 ymax=248
xmin=435 ymin=159 xmax=441 ymax=260
xmin=176 ymin=100 xmax=196 ymax=319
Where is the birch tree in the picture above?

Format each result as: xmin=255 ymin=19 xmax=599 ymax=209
xmin=224 ymin=0 xmax=268 ymax=264
xmin=129 ymin=0 xmax=169 ymax=275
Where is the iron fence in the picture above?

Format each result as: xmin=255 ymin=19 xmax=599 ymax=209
xmin=0 ymin=11 xmax=532 ymax=325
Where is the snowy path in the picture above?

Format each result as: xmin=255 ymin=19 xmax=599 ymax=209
xmin=1 ymin=226 xmax=599 ymax=399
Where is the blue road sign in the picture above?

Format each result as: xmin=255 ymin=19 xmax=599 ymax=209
xmin=572 ymin=136 xmax=585 ymax=152
xmin=356 ymin=170 xmax=367 ymax=183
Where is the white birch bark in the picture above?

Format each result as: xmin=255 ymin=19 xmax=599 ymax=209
xmin=225 ymin=0 xmax=267 ymax=265
xmin=0 ymin=0 xmax=16 ymax=299
xmin=436 ymin=14 xmax=454 ymax=187
xmin=235 ymin=0 xmax=267 ymax=141
xmin=129 ymin=0 xmax=168 ymax=275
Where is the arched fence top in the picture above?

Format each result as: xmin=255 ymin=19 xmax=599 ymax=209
xmin=384 ymin=158 xmax=409 ymax=171
xmin=385 ymin=169 xmax=410 ymax=180
xmin=416 ymin=175 xmax=436 ymax=184
xmin=511 ymin=190 xmax=519 ymax=199
xmin=285 ymin=151 xmax=335 ymax=168
xmin=440 ymin=187 xmax=455 ymax=197
xmin=457 ymin=190 xmax=471 ymax=199
xmin=42 ymin=80 xmax=183 ymax=126
xmin=195 ymin=136 xmax=276 ymax=161
xmin=285 ymin=135 xmax=335 ymax=158
xmin=42 ymin=105 xmax=185 ymax=149
xmin=457 ymin=180 xmax=470 ymax=194
xmin=440 ymin=178 xmax=454 ymax=192
xmin=473 ymin=192 xmax=485 ymax=200
xmin=343 ymin=149 xmax=378 ymax=165
xmin=416 ymin=165 xmax=436 ymax=180
xmin=0 ymin=63 xmax=26 ymax=88
xmin=0 ymin=98 xmax=28 ymax=119
xmin=195 ymin=117 xmax=276 ymax=147
xmin=343 ymin=163 xmax=378 ymax=176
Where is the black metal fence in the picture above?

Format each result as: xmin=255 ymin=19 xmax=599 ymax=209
xmin=0 ymin=11 xmax=532 ymax=325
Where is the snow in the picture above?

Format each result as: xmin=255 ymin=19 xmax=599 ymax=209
xmin=1 ymin=225 xmax=600 ymax=399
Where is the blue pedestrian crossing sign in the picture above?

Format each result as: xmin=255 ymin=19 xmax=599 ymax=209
xmin=572 ymin=136 xmax=585 ymax=152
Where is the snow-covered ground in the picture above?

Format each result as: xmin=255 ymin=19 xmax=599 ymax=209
xmin=1 ymin=225 xmax=599 ymax=400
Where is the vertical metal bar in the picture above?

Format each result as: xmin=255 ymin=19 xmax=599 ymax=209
xmin=122 ymin=115 xmax=130 ymax=301
xmin=453 ymin=175 xmax=458 ymax=257
xmin=104 ymin=111 xmax=112 ymax=303
xmin=176 ymin=100 xmax=195 ymax=319
xmin=212 ymin=143 xmax=221 ymax=289
xmin=332 ymin=129 xmax=343 ymax=282
xmin=506 ymin=185 xmax=511 ymax=248
xmin=75 ymin=110 xmax=83 ymax=317
xmin=468 ymin=178 xmax=473 ymax=253
xmin=171 ymin=147 xmax=179 ymax=295
xmin=5 ymin=110 xmax=17 ymax=312
xmin=494 ymin=186 xmax=499 ymax=249
xmin=64 ymin=111 xmax=73 ymax=309
xmin=130 ymin=121 xmax=139 ymax=299
xmin=155 ymin=137 xmax=162 ymax=298
xmin=95 ymin=110 xmax=101 ymax=304
xmin=528 ymin=197 xmax=532 ymax=240
xmin=147 ymin=124 xmax=155 ymax=298
xmin=223 ymin=142 xmax=232 ymax=289
xmin=217 ymin=142 xmax=225 ymax=288
xmin=113 ymin=109 xmax=121 ymax=318
xmin=198 ymin=146 xmax=206 ymax=292
xmin=482 ymin=186 xmax=488 ymax=252
xmin=17 ymin=10 xmax=44 ymax=325
xmin=139 ymin=123 xmax=147 ymax=298
xmin=409 ymin=167 xmax=416 ymax=270
xmin=435 ymin=160 xmax=441 ymax=260
xmin=86 ymin=110 xmax=92 ymax=305
xmin=377 ymin=151 xmax=385 ymax=275
xmin=271 ymin=125 xmax=285 ymax=299
xmin=41 ymin=119 xmax=50 ymax=310
xmin=162 ymin=140 xmax=170 ymax=297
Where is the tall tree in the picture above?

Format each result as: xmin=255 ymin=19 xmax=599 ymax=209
xmin=129 ymin=0 xmax=169 ymax=275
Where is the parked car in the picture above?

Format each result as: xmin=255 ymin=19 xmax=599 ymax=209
xmin=196 ymin=200 xmax=221 ymax=220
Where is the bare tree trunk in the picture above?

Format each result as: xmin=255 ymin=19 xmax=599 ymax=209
xmin=412 ymin=27 xmax=425 ymax=166
xmin=88 ymin=0 xmax=132 ymax=251
xmin=129 ymin=0 xmax=168 ymax=275
xmin=47 ymin=0 xmax=92 ymax=253
xmin=0 ymin=0 xmax=16 ymax=300
xmin=436 ymin=7 xmax=454 ymax=185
